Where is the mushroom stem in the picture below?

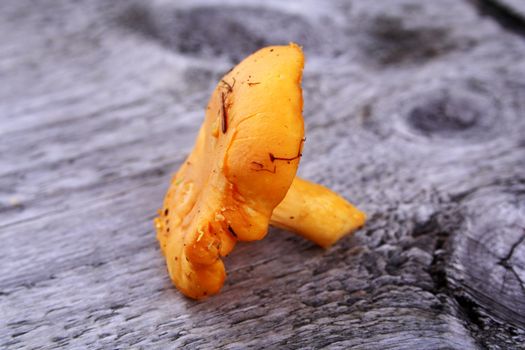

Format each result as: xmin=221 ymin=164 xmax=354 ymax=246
xmin=270 ymin=177 xmax=366 ymax=248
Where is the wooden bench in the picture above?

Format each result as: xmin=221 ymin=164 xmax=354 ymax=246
xmin=1 ymin=0 xmax=524 ymax=348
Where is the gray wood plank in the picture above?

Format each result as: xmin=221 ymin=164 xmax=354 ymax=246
xmin=1 ymin=0 xmax=525 ymax=349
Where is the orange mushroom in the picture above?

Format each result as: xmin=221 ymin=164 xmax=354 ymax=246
xmin=154 ymin=44 xmax=365 ymax=299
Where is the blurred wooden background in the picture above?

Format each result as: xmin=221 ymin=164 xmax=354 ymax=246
xmin=1 ymin=0 xmax=524 ymax=348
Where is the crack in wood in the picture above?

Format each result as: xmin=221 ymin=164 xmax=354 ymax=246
xmin=472 ymin=0 xmax=525 ymax=37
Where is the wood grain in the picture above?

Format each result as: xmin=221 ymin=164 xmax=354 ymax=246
xmin=1 ymin=0 xmax=524 ymax=348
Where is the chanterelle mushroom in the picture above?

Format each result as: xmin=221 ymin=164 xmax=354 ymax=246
xmin=155 ymin=43 xmax=365 ymax=299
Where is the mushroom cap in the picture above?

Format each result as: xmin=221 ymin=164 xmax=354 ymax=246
xmin=155 ymin=44 xmax=305 ymax=299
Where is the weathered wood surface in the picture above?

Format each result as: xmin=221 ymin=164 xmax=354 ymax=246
xmin=1 ymin=0 xmax=525 ymax=348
